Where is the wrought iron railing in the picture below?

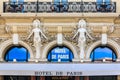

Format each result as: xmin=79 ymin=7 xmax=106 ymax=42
xmin=3 ymin=1 xmax=116 ymax=13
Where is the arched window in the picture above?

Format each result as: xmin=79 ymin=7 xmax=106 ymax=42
xmin=4 ymin=46 xmax=30 ymax=62
xmin=90 ymin=46 xmax=117 ymax=62
xmin=47 ymin=46 xmax=74 ymax=62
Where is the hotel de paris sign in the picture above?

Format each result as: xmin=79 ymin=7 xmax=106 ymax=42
xmin=0 ymin=63 xmax=120 ymax=76
xmin=35 ymin=71 xmax=82 ymax=76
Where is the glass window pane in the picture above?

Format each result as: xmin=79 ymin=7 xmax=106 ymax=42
xmin=61 ymin=0 xmax=68 ymax=3
xmin=5 ymin=46 xmax=30 ymax=62
xmin=47 ymin=46 xmax=74 ymax=62
xmin=90 ymin=46 xmax=117 ymax=61
xmin=97 ymin=0 xmax=103 ymax=3
xmin=10 ymin=0 xmax=17 ymax=3
xmin=105 ymin=0 xmax=111 ymax=3
xmin=54 ymin=0 xmax=60 ymax=3
xmin=18 ymin=0 xmax=24 ymax=4
xmin=105 ymin=0 xmax=111 ymax=5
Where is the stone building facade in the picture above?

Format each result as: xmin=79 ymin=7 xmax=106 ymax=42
xmin=0 ymin=0 xmax=120 ymax=80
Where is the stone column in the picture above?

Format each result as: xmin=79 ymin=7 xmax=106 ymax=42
xmin=0 ymin=0 xmax=3 ymax=13
xmin=101 ymin=26 xmax=108 ymax=45
xmin=57 ymin=26 xmax=63 ymax=46
xmin=115 ymin=0 xmax=120 ymax=13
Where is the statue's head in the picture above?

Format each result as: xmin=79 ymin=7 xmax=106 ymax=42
xmin=32 ymin=19 xmax=40 ymax=28
xmin=78 ymin=19 xmax=87 ymax=28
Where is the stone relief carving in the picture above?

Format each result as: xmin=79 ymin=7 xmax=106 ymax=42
xmin=73 ymin=19 xmax=94 ymax=59
xmin=27 ymin=19 xmax=47 ymax=59
xmin=0 ymin=20 xmax=120 ymax=61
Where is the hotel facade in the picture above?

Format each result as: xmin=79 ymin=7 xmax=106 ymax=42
xmin=0 ymin=0 xmax=120 ymax=80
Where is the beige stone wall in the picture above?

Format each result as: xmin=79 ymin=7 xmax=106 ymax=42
xmin=0 ymin=0 xmax=120 ymax=62
xmin=0 ymin=16 xmax=120 ymax=61
xmin=0 ymin=0 xmax=120 ymax=79
xmin=0 ymin=15 xmax=120 ymax=60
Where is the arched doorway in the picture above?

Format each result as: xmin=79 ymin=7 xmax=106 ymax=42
xmin=4 ymin=46 xmax=31 ymax=80
xmin=46 ymin=46 xmax=75 ymax=80
xmin=89 ymin=46 xmax=117 ymax=80
xmin=90 ymin=46 xmax=117 ymax=62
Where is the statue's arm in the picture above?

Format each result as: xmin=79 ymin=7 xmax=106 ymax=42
xmin=72 ymin=30 xmax=78 ymax=39
xmin=40 ymin=31 xmax=48 ymax=39
xmin=27 ymin=31 xmax=33 ymax=40
xmin=86 ymin=30 xmax=94 ymax=40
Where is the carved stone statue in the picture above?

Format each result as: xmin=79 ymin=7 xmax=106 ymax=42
xmin=73 ymin=19 xmax=93 ymax=60
xmin=27 ymin=19 xmax=47 ymax=59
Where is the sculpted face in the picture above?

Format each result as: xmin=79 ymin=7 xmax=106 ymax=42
xmin=33 ymin=19 xmax=40 ymax=28
xmin=78 ymin=19 xmax=87 ymax=28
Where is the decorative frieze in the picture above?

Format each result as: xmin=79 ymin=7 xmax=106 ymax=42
xmin=0 ymin=20 xmax=120 ymax=61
